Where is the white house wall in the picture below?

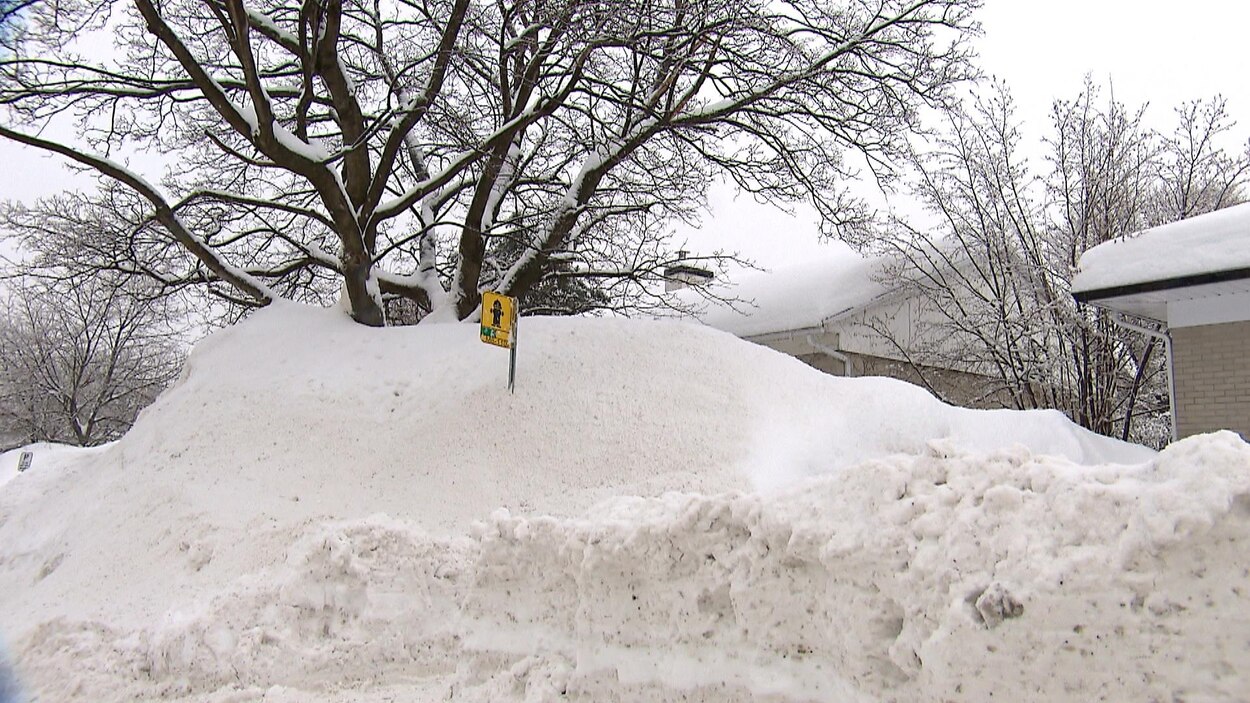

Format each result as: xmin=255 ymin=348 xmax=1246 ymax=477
xmin=835 ymin=295 xmax=968 ymax=365
xmin=747 ymin=329 xmax=841 ymax=359
xmin=1168 ymin=290 xmax=1250 ymax=328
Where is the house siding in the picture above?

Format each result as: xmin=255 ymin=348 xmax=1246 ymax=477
xmin=794 ymin=352 xmax=849 ymax=376
xmin=790 ymin=349 xmax=1005 ymax=409
xmin=1172 ymin=321 xmax=1250 ymax=439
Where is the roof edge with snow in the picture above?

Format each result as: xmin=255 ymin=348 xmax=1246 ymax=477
xmin=1073 ymin=265 xmax=1250 ymax=304
xmin=1072 ymin=202 xmax=1250 ymax=297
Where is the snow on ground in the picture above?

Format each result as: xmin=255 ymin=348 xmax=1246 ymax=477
xmin=0 ymin=452 xmax=17 ymax=493
xmin=1 ymin=303 xmax=1245 ymax=702
xmin=0 ymin=444 xmax=98 ymax=493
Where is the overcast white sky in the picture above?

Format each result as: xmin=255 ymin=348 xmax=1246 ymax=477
xmin=677 ymin=0 xmax=1250 ymax=270
xmin=3 ymin=0 xmax=1249 ymax=271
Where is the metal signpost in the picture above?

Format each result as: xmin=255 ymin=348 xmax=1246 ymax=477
xmin=480 ymin=291 xmax=519 ymax=392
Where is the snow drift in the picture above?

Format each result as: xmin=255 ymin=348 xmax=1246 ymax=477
xmin=1 ymin=304 xmax=1245 ymax=702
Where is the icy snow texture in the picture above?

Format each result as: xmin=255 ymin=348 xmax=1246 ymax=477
xmin=1072 ymin=201 xmax=1250 ymax=293
xmin=464 ymin=434 xmax=1250 ymax=702
xmin=2 ymin=304 xmax=1244 ymax=703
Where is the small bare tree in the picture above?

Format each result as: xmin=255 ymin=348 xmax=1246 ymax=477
xmin=874 ymin=85 xmax=1055 ymax=410
xmin=1152 ymin=96 xmax=1250 ymax=223
xmin=1044 ymin=81 xmax=1160 ymax=437
xmin=875 ymin=81 xmax=1247 ymax=446
xmin=0 ymin=275 xmax=184 ymax=449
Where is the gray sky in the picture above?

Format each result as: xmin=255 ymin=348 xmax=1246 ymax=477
xmin=977 ymin=0 xmax=1250 ymax=130
xmin=4 ymin=0 xmax=1249 ymax=269
xmin=677 ymin=0 xmax=1250 ymax=270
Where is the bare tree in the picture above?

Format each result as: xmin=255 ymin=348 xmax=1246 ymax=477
xmin=0 ymin=0 xmax=979 ymax=325
xmin=0 ymin=275 xmax=184 ymax=449
xmin=876 ymin=81 xmax=1247 ymax=446
xmin=873 ymin=84 xmax=1084 ymax=412
xmin=1151 ymin=96 xmax=1250 ymax=223
xmin=1044 ymin=81 xmax=1159 ymax=437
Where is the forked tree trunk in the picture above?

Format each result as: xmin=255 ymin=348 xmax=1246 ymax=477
xmin=343 ymin=255 xmax=385 ymax=327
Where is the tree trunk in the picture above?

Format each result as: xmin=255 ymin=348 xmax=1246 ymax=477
xmin=343 ymin=255 xmax=385 ymax=327
xmin=1121 ymin=338 xmax=1156 ymax=441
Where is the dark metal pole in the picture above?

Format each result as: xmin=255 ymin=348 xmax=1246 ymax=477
xmin=508 ymin=308 xmax=518 ymax=393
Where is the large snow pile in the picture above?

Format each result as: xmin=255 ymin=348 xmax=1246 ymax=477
xmin=0 ymin=451 xmax=19 ymax=492
xmin=2 ymin=304 xmax=1246 ymax=702
xmin=0 ymin=444 xmax=95 ymax=492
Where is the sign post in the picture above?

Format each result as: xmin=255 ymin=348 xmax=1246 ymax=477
xmin=479 ymin=291 xmax=519 ymax=392
xmin=508 ymin=319 xmax=518 ymax=393
xmin=17 ymin=451 xmax=32 ymax=473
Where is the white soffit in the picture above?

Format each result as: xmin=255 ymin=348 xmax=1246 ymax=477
xmin=1168 ymin=288 xmax=1250 ymax=328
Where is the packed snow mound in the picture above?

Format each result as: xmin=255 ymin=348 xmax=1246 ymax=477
xmin=0 ymin=302 xmax=1190 ymax=702
xmin=0 ymin=303 xmax=1144 ymax=628
xmin=460 ymin=433 xmax=1250 ymax=702
xmin=0 ymin=443 xmax=95 ymax=492
xmin=7 ymin=435 xmax=1250 ymax=702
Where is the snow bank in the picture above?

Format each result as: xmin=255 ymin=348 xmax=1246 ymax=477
xmin=4 ymin=302 xmax=1229 ymax=703
xmin=9 ymin=435 xmax=1249 ymax=702
xmin=0 ymin=443 xmax=98 ymax=492
xmin=462 ymin=432 xmax=1250 ymax=701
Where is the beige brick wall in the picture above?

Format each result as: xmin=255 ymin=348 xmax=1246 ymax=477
xmin=1172 ymin=321 xmax=1250 ymax=439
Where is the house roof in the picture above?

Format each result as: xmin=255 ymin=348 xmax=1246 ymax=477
xmin=664 ymin=263 xmax=715 ymax=281
xmin=1072 ymin=202 xmax=1250 ymax=302
xmin=681 ymin=254 xmax=894 ymax=338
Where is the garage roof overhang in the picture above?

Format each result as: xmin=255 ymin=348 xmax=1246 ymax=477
xmin=1072 ymin=268 xmax=1250 ymax=327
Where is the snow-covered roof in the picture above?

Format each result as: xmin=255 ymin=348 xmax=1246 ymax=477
xmin=1072 ymin=202 xmax=1250 ymax=297
xmin=686 ymin=254 xmax=894 ymax=337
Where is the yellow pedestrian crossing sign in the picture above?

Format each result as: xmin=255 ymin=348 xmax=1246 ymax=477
xmin=480 ymin=291 xmax=517 ymax=349
xmin=480 ymin=291 xmax=520 ymax=392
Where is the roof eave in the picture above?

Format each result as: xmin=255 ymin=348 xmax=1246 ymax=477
xmin=1073 ymin=265 xmax=1250 ymax=303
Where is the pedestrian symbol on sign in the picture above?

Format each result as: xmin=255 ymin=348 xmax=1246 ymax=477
xmin=490 ymin=299 xmax=505 ymax=328
xmin=480 ymin=292 xmax=515 ymax=348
